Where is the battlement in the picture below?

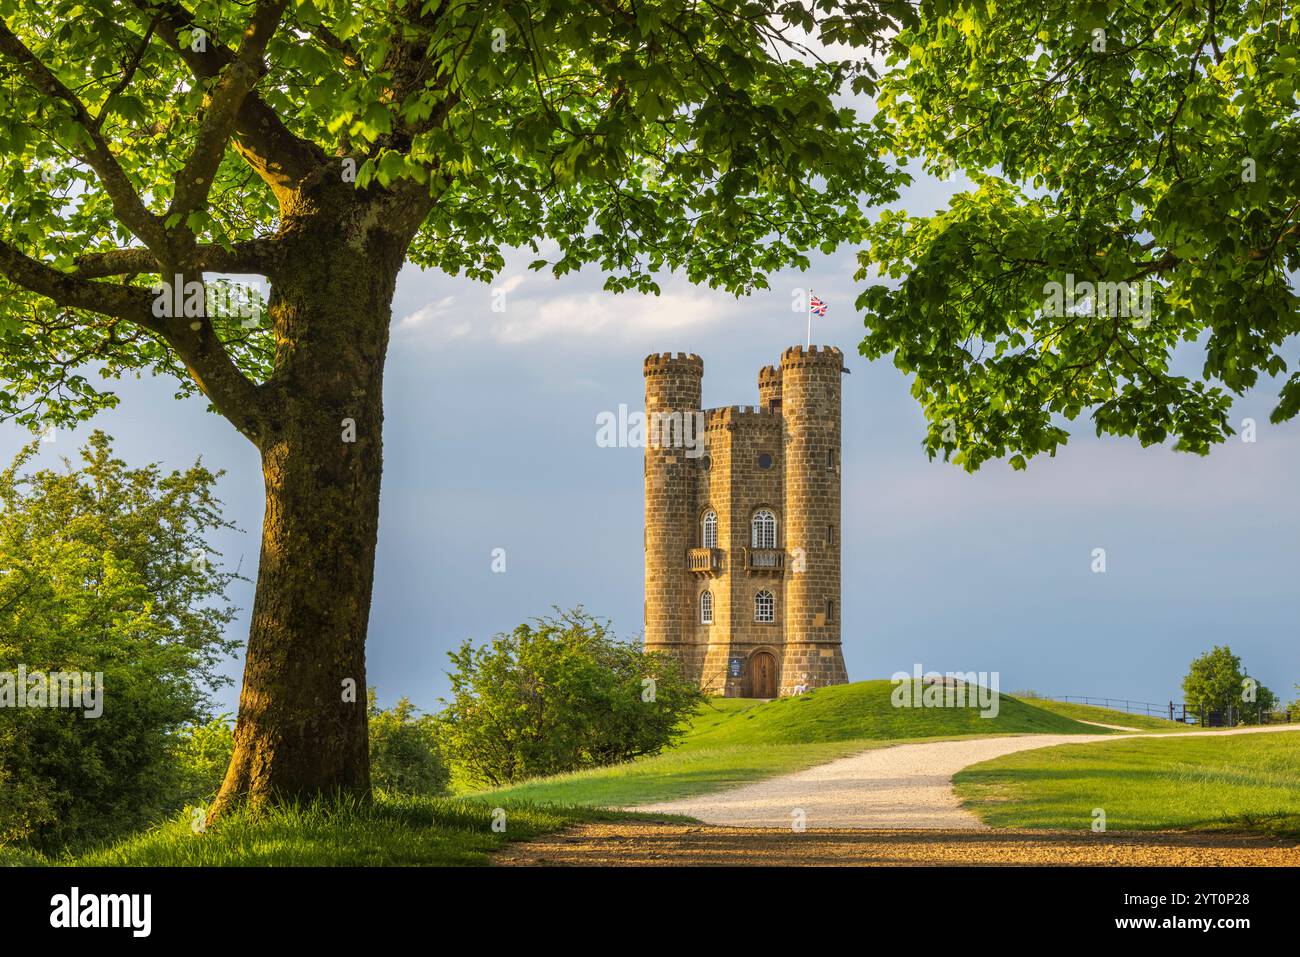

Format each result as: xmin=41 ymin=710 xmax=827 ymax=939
xmin=758 ymin=365 xmax=782 ymax=385
xmin=644 ymin=352 xmax=704 ymax=376
xmin=703 ymin=405 xmax=782 ymax=431
xmin=780 ymin=344 xmax=845 ymax=370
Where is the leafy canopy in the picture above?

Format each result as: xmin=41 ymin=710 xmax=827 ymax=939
xmin=0 ymin=0 xmax=912 ymax=433
xmin=858 ymin=0 xmax=1299 ymax=470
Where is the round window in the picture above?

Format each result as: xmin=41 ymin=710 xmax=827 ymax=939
xmin=757 ymin=453 xmax=773 ymax=470
xmin=699 ymin=454 xmax=712 ymax=471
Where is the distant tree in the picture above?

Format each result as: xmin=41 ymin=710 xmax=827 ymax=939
xmin=439 ymin=608 xmax=704 ymax=787
xmin=367 ymin=691 xmax=449 ymax=797
xmin=1238 ymin=676 xmax=1277 ymax=724
xmin=0 ymin=433 xmax=239 ymax=848
xmin=1182 ymin=646 xmax=1255 ymax=726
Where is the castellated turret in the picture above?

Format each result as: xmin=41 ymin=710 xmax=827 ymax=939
xmin=643 ymin=353 xmax=703 ymax=670
xmin=643 ymin=346 xmax=848 ymax=697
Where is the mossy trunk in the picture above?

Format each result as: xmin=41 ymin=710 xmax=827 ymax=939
xmin=209 ymin=196 xmax=411 ymax=820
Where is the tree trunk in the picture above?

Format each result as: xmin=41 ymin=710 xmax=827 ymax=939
xmin=209 ymin=194 xmax=412 ymax=820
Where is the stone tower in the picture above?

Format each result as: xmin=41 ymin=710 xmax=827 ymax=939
xmin=643 ymin=346 xmax=849 ymax=697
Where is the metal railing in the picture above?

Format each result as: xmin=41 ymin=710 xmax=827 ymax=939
xmin=1047 ymin=695 xmax=1294 ymax=727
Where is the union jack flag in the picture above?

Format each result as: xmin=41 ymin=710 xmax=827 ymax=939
xmin=809 ymin=294 xmax=828 ymax=317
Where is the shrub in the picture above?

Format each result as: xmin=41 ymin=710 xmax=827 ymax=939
xmin=368 ymin=693 xmax=450 ymax=796
xmin=169 ymin=716 xmax=235 ymax=808
xmin=438 ymin=608 xmax=705 ymax=787
xmin=0 ymin=433 xmax=239 ymax=849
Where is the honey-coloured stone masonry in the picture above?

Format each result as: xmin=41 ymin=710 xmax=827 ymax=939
xmin=643 ymin=346 xmax=848 ymax=697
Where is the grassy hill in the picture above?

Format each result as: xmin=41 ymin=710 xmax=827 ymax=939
xmin=677 ymin=680 xmax=1102 ymax=749
xmin=471 ymin=679 xmax=1105 ymax=806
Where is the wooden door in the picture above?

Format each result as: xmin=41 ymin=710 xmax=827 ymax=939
xmin=749 ymin=652 xmax=778 ymax=698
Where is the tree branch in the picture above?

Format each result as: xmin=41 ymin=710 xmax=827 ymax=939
xmin=0 ymin=22 xmax=167 ymax=249
xmin=72 ymin=238 xmax=284 ymax=278
xmin=141 ymin=0 xmax=328 ymax=198
xmin=0 ymin=239 xmax=267 ymax=441
xmin=166 ymin=0 xmax=291 ymax=225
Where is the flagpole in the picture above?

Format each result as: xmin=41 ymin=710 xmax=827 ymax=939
xmin=806 ymin=290 xmax=812 ymax=348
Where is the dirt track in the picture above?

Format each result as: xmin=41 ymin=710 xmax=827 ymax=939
xmin=494 ymin=823 xmax=1300 ymax=866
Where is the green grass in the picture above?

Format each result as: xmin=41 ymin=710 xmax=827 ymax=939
xmin=1014 ymin=697 xmax=1197 ymax=732
xmin=1 ymin=795 xmax=677 ymax=867
xmin=675 ymin=681 xmax=1104 ymax=750
xmin=954 ymin=730 xmax=1300 ymax=835
xmin=478 ymin=739 xmax=885 ymax=805
xmin=469 ymin=680 xmax=1107 ymax=806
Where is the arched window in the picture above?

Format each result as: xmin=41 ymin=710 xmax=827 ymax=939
xmin=751 ymin=509 xmax=777 ymax=549
xmin=754 ymin=589 xmax=775 ymax=623
xmin=701 ymin=510 xmax=718 ymax=548
xmin=700 ymin=591 xmax=713 ymax=625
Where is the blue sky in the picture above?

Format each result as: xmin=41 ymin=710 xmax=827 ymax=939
xmin=5 ymin=169 xmax=1298 ymax=717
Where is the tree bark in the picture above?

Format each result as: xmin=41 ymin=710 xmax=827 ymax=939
xmin=209 ymin=184 xmax=419 ymax=819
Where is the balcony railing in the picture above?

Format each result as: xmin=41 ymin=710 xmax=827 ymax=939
xmin=745 ymin=548 xmax=784 ymax=572
xmin=687 ymin=547 xmax=724 ymax=573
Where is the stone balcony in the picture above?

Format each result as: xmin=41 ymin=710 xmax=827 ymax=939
xmin=687 ymin=546 xmax=724 ymax=574
xmin=744 ymin=547 xmax=785 ymax=574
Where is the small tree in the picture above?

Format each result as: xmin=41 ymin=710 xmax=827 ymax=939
xmin=367 ymin=691 xmax=449 ymax=797
xmin=0 ymin=433 xmax=239 ymax=848
xmin=1182 ymin=646 xmax=1246 ymax=726
xmin=1238 ymin=676 xmax=1277 ymax=725
xmin=439 ymin=608 xmax=704 ymax=787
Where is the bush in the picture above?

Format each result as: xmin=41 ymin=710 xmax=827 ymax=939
xmin=168 ymin=716 xmax=235 ymax=808
xmin=438 ymin=607 xmax=705 ymax=787
xmin=368 ymin=692 xmax=450 ymax=796
xmin=0 ymin=433 xmax=239 ymax=850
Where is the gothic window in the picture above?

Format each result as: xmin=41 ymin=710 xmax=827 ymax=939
xmin=700 ymin=591 xmax=713 ymax=624
xmin=755 ymin=589 xmax=775 ymax=623
xmin=702 ymin=509 xmax=718 ymax=548
xmin=751 ymin=509 xmax=777 ymax=549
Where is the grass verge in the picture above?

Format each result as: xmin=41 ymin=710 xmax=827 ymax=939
xmin=0 ymin=795 xmax=682 ymax=867
xmin=954 ymin=730 xmax=1300 ymax=836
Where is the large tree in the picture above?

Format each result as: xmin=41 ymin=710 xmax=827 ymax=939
xmin=0 ymin=0 xmax=909 ymax=815
xmin=857 ymin=0 xmax=1299 ymax=469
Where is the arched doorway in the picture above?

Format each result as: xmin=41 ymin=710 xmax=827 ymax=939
xmin=748 ymin=651 xmax=778 ymax=698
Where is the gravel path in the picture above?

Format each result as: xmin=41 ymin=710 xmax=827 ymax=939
xmin=496 ymin=823 xmax=1300 ymax=866
xmin=634 ymin=724 xmax=1300 ymax=829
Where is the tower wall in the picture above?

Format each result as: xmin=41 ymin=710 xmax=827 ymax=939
xmin=758 ymin=365 xmax=782 ymax=411
xmin=778 ymin=345 xmax=847 ymax=693
xmin=698 ymin=407 xmax=783 ymax=694
xmin=644 ymin=353 xmax=703 ymax=681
